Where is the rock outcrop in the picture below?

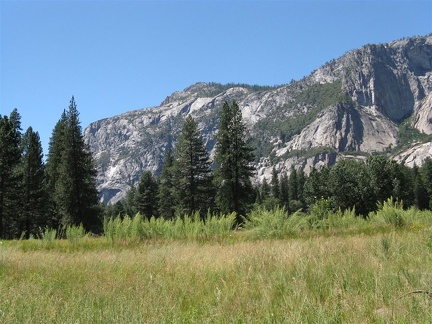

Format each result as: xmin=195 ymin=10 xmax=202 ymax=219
xmin=84 ymin=35 xmax=432 ymax=204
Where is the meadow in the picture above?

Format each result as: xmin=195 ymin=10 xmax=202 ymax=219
xmin=1 ymin=200 xmax=432 ymax=323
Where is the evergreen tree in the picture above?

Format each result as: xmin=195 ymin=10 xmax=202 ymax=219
xmin=297 ymin=168 xmax=306 ymax=209
xmin=279 ymin=172 xmax=289 ymax=209
xmin=0 ymin=110 xmax=22 ymax=238
xmin=214 ymin=101 xmax=255 ymax=223
xmin=104 ymin=200 xmax=125 ymax=219
xmin=420 ymin=157 xmax=432 ymax=209
xmin=45 ymin=111 xmax=68 ymax=228
xmin=158 ymin=148 xmax=176 ymax=219
xmin=173 ymin=115 xmax=213 ymax=216
xmin=288 ymin=167 xmax=298 ymax=202
xmin=123 ymin=184 xmax=137 ymax=217
xmin=135 ymin=171 xmax=159 ymax=219
xmin=271 ymin=167 xmax=280 ymax=201
xmin=303 ymin=167 xmax=331 ymax=206
xmin=413 ymin=165 xmax=429 ymax=209
xmin=329 ymin=159 xmax=372 ymax=216
xmin=288 ymin=168 xmax=303 ymax=212
xmin=367 ymin=155 xmax=396 ymax=204
xmin=260 ymin=178 xmax=271 ymax=201
xmin=19 ymin=127 xmax=46 ymax=238
xmin=45 ymin=97 xmax=101 ymax=232
xmin=391 ymin=162 xmax=414 ymax=207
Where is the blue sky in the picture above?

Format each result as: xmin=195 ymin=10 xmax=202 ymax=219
xmin=1 ymin=0 xmax=431 ymax=154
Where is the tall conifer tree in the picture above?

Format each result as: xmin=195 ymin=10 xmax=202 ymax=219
xmin=279 ymin=172 xmax=289 ymax=209
xmin=135 ymin=171 xmax=159 ymax=219
xmin=0 ymin=110 xmax=22 ymax=238
xmin=45 ymin=97 xmax=101 ymax=232
xmin=158 ymin=148 xmax=176 ymax=219
xmin=173 ymin=115 xmax=213 ymax=216
xmin=271 ymin=167 xmax=280 ymax=201
xmin=19 ymin=127 xmax=46 ymax=238
xmin=45 ymin=111 xmax=68 ymax=228
xmin=214 ymin=101 xmax=255 ymax=223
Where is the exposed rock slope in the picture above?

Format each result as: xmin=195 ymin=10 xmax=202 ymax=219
xmin=84 ymin=35 xmax=432 ymax=204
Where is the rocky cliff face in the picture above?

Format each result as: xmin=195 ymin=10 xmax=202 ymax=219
xmin=84 ymin=35 xmax=432 ymax=204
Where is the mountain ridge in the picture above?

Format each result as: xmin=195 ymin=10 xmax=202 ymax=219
xmin=84 ymin=35 xmax=432 ymax=204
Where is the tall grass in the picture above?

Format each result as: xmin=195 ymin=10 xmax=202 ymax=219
xmin=1 ymin=231 xmax=432 ymax=322
xmin=245 ymin=198 xmax=432 ymax=239
xmin=39 ymin=227 xmax=57 ymax=248
xmin=243 ymin=207 xmax=309 ymax=239
xmin=16 ymin=198 xmax=432 ymax=246
xmin=103 ymin=211 xmax=236 ymax=242
xmin=2 ymin=200 xmax=432 ymax=321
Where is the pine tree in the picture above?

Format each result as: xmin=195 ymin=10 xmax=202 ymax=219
xmin=19 ymin=127 xmax=46 ymax=238
xmin=104 ymin=200 xmax=126 ymax=219
xmin=287 ymin=167 xmax=299 ymax=212
xmin=0 ymin=111 xmax=22 ymax=238
xmin=271 ymin=167 xmax=280 ymax=201
xmin=135 ymin=171 xmax=159 ymax=219
xmin=158 ymin=148 xmax=176 ymax=219
xmin=173 ymin=115 xmax=213 ymax=216
xmin=279 ymin=172 xmax=289 ymax=209
xmin=45 ymin=97 xmax=101 ymax=232
xmin=214 ymin=101 xmax=255 ymax=223
xmin=413 ymin=165 xmax=428 ymax=209
xmin=297 ymin=168 xmax=306 ymax=209
xmin=122 ymin=184 xmax=137 ymax=217
xmin=303 ymin=167 xmax=331 ymax=206
xmin=45 ymin=111 xmax=68 ymax=228
xmin=260 ymin=178 xmax=271 ymax=201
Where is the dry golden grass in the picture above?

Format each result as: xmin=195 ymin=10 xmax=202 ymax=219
xmin=1 ymin=229 xmax=432 ymax=323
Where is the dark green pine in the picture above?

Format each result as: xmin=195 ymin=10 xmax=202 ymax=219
xmin=0 ymin=110 xmax=22 ymax=238
xmin=135 ymin=171 xmax=159 ymax=219
xmin=158 ymin=148 xmax=176 ymax=219
xmin=173 ymin=115 xmax=214 ymax=217
xmin=19 ymin=127 xmax=46 ymax=238
xmin=214 ymin=101 xmax=255 ymax=223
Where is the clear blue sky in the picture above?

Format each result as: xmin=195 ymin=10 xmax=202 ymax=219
xmin=1 ymin=0 xmax=431 ymax=154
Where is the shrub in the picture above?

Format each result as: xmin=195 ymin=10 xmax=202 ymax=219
xmin=64 ymin=224 xmax=87 ymax=243
xmin=373 ymin=198 xmax=406 ymax=228
xmin=39 ymin=227 xmax=57 ymax=248
xmin=244 ymin=207 xmax=308 ymax=239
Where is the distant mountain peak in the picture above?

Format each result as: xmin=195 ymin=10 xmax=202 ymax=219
xmin=84 ymin=34 xmax=432 ymax=204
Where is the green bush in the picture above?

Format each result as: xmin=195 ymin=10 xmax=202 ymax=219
xmin=373 ymin=198 xmax=406 ymax=228
xmin=244 ymin=207 xmax=308 ymax=239
xmin=39 ymin=227 xmax=57 ymax=248
xmin=64 ymin=224 xmax=87 ymax=243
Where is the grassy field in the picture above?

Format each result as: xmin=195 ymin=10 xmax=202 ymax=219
xmin=1 ymin=204 xmax=432 ymax=322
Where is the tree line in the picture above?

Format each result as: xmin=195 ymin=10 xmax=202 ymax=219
xmin=105 ymin=101 xmax=255 ymax=225
xmin=0 ymin=97 xmax=101 ymax=239
xmin=3 ymin=97 xmax=432 ymax=239
xmin=108 ymin=103 xmax=432 ymax=223
xmin=0 ymin=100 xmax=255 ymax=238
xmin=110 ymin=145 xmax=432 ymax=223
xmin=256 ymin=154 xmax=432 ymax=218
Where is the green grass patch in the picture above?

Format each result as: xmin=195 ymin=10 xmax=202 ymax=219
xmin=1 ymin=228 xmax=432 ymax=322
xmin=2 ymin=201 xmax=432 ymax=322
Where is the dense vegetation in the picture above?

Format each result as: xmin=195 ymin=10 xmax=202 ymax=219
xmin=3 ymin=95 xmax=432 ymax=322
xmin=4 ymin=96 xmax=432 ymax=240
xmin=2 ymin=203 xmax=432 ymax=322
xmin=0 ymin=100 xmax=255 ymax=238
xmin=0 ymin=98 xmax=101 ymax=239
